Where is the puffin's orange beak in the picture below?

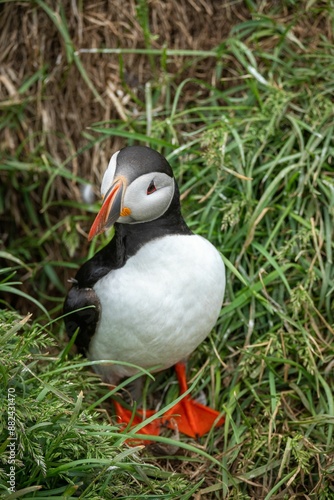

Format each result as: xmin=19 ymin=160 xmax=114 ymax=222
xmin=88 ymin=177 xmax=125 ymax=241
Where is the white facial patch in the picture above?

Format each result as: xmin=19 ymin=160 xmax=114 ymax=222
xmin=121 ymin=172 xmax=175 ymax=223
xmin=101 ymin=150 xmax=119 ymax=197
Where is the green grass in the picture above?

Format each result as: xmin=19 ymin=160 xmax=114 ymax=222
xmin=1 ymin=1 xmax=334 ymax=498
xmin=0 ymin=310 xmax=195 ymax=498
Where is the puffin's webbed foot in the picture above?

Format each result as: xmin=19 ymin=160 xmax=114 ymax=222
xmin=113 ymin=362 xmax=224 ymax=442
xmin=161 ymin=362 xmax=224 ymax=438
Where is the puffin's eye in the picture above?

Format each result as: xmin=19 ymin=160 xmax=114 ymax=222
xmin=147 ymin=180 xmax=157 ymax=195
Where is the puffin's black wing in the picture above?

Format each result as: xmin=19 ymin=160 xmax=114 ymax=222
xmin=63 ymin=236 xmax=123 ymax=354
xmin=63 ymin=284 xmax=101 ymax=353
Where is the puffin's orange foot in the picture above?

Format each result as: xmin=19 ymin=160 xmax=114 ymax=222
xmin=113 ymin=362 xmax=224 ymax=441
xmin=113 ymin=400 xmax=161 ymax=437
xmin=162 ymin=397 xmax=224 ymax=438
xmin=162 ymin=362 xmax=224 ymax=438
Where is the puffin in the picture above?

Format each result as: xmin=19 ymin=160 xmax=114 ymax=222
xmin=64 ymin=145 xmax=226 ymax=439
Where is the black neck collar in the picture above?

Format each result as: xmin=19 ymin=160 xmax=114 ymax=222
xmin=75 ymin=181 xmax=192 ymax=288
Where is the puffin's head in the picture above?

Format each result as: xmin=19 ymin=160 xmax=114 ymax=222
xmin=88 ymin=146 xmax=176 ymax=240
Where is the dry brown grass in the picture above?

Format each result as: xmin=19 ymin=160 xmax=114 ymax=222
xmin=0 ymin=1 xmax=249 ymax=174
xmin=1 ymin=1 xmax=331 ymax=180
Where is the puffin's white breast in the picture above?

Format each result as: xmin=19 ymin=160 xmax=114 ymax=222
xmin=89 ymin=234 xmax=225 ymax=383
